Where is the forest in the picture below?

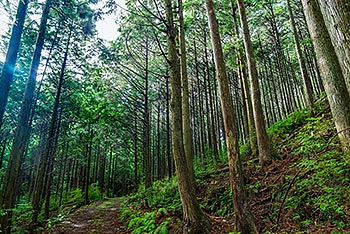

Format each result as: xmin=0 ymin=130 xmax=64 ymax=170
xmin=0 ymin=0 xmax=349 ymax=233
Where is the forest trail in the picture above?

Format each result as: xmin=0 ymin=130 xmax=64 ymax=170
xmin=42 ymin=198 xmax=130 ymax=234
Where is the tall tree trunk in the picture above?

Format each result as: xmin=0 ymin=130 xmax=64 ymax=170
xmin=0 ymin=138 xmax=7 ymax=169
xmin=203 ymin=35 xmax=212 ymax=153
xmin=302 ymin=0 xmax=350 ymax=152
xmin=317 ymin=0 xmax=350 ymax=94
xmin=59 ymin=142 xmax=69 ymax=206
xmin=44 ymin=108 xmax=62 ymax=219
xmin=133 ymin=118 xmax=138 ymax=189
xmin=84 ymin=128 xmax=93 ymax=205
xmin=156 ymin=102 xmax=161 ymax=180
xmin=165 ymin=74 xmax=172 ymax=179
xmin=164 ymin=0 xmax=206 ymax=232
xmin=206 ymin=0 xmax=257 ymax=233
xmin=237 ymin=0 xmax=271 ymax=165
xmin=112 ymin=148 xmax=118 ymax=196
xmin=143 ymin=35 xmax=151 ymax=188
xmin=32 ymin=28 xmax=69 ymax=224
xmin=0 ymin=0 xmax=29 ymax=128
xmin=208 ymin=61 xmax=219 ymax=160
xmin=193 ymin=41 xmax=206 ymax=164
xmin=231 ymin=1 xmax=255 ymax=152
xmin=178 ymin=0 xmax=196 ymax=184
xmin=287 ymin=0 xmax=314 ymax=113
xmin=107 ymin=146 xmax=113 ymax=197
xmin=101 ymin=149 xmax=106 ymax=192
xmin=0 ymin=1 xmax=52 ymax=232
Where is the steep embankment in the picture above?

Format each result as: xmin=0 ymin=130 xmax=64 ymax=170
xmin=245 ymin=98 xmax=349 ymax=233
xmin=121 ymin=97 xmax=350 ymax=233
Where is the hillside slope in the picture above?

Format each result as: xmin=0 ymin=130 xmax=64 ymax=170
xmin=121 ymin=97 xmax=350 ymax=233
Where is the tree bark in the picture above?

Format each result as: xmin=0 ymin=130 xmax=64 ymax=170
xmin=206 ymin=0 xmax=257 ymax=233
xmin=193 ymin=41 xmax=206 ymax=164
xmin=302 ymin=0 xmax=350 ymax=152
xmin=237 ymin=0 xmax=271 ymax=165
xmin=165 ymin=74 xmax=172 ymax=179
xmin=0 ymin=0 xmax=29 ymax=128
xmin=231 ymin=1 xmax=255 ymax=152
xmin=133 ymin=118 xmax=138 ymax=189
xmin=143 ymin=35 xmax=152 ymax=188
xmin=164 ymin=0 xmax=206 ymax=232
xmin=318 ymin=0 xmax=350 ymax=94
xmin=32 ymin=28 xmax=70 ymax=223
xmin=178 ymin=0 xmax=196 ymax=185
xmin=287 ymin=0 xmax=314 ymax=113
xmin=84 ymin=129 xmax=93 ymax=205
xmin=0 ymin=0 xmax=52 ymax=232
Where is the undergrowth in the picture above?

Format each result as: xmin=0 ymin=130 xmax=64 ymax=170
xmin=118 ymin=95 xmax=350 ymax=233
xmin=120 ymin=178 xmax=181 ymax=233
xmin=282 ymin=112 xmax=350 ymax=230
xmin=9 ymin=182 xmax=106 ymax=233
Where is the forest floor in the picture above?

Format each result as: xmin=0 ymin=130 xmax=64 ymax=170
xmin=39 ymin=98 xmax=350 ymax=233
xmin=41 ymin=198 xmax=130 ymax=234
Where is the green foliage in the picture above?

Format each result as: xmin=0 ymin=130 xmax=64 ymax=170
xmin=287 ymin=151 xmax=350 ymax=220
xmin=157 ymin=207 xmax=168 ymax=216
xmin=268 ymin=108 xmax=311 ymax=141
xmin=154 ymin=218 xmax=172 ymax=234
xmin=280 ymin=109 xmax=350 ymax=229
xmin=88 ymin=183 xmax=104 ymax=201
xmin=126 ymin=178 xmax=181 ymax=212
xmin=128 ymin=211 xmax=156 ymax=234
xmin=67 ymin=188 xmax=84 ymax=204
xmin=9 ymin=198 xmax=33 ymax=233
xmin=193 ymin=149 xmax=225 ymax=176
xmin=47 ymin=214 xmax=66 ymax=228
xmin=120 ymin=178 xmax=179 ymax=233
xmin=66 ymin=183 xmax=104 ymax=205
xmin=203 ymin=187 xmax=233 ymax=216
xmin=126 ymin=211 xmax=172 ymax=234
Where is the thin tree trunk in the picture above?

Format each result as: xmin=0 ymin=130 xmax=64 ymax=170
xmin=179 ymin=0 xmax=196 ymax=184
xmin=287 ymin=0 xmax=314 ymax=113
xmin=59 ymin=142 xmax=68 ymax=206
xmin=85 ymin=129 xmax=93 ymax=205
xmin=133 ymin=118 xmax=138 ymax=189
xmin=44 ymin=108 xmax=63 ymax=219
xmin=193 ymin=41 xmax=206 ymax=165
xmin=101 ymin=149 xmax=106 ymax=192
xmin=0 ymin=138 xmax=7 ymax=169
xmin=206 ymin=0 xmax=257 ymax=233
xmin=237 ymin=0 xmax=271 ymax=165
xmin=231 ymin=1 xmax=255 ymax=152
xmin=107 ymin=147 xmax=113 ymax=197
xmin=156 ymin=102 xmax=161 ymax=180
xmin=143 ymin=35 xmax=151 ymax=188
xmin=165 ymin=74 xmax=172 ymax=179
xmin=32 ymin=28 xmax=70 ymax=224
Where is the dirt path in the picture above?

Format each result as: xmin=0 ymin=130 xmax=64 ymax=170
xmin=43 ymin=198 xmax=131 ymax=234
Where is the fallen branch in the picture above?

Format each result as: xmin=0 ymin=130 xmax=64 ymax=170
xmin=275 ymin=169 xmax=302 ymax=231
